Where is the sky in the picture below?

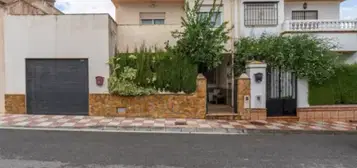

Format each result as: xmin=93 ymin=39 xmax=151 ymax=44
xmin=55 ymin=0 xmax=357 ymax=20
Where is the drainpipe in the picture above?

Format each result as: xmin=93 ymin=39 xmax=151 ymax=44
xmin=230 ymin=0 xmax=235 ymax=108
xmin=234 ymin=0 xmax=239 ymax=38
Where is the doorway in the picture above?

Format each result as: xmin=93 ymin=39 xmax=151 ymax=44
xmin=205 ymin=55 xmax=235 ymax=114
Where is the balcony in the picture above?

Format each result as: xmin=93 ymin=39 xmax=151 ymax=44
xmin=283 ymin=20 xmax=357 ymax=32
xmin=282 ymin=20 xmax=357 ymax=52
xmin=117 ymin=24 xmax=181 ymax=52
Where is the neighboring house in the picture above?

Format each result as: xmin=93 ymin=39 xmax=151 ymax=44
xmin=3 ymin=14 xmax=117 ymax=115
xmin=0 ymin=0 xmax=62 ymax=14
xmin=112 ymin=0 xmax=357 ymax=117
xmin=0 ymin=0 xmax=62 ymax=113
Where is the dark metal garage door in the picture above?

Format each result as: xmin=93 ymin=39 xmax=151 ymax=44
xmin=26 ymin=59 xmax=89 ymax=115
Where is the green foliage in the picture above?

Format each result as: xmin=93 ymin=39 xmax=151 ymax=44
xmin=108 ymin=49 xmax=157 ymax=96
xmin=153 ymin=50 xmax=198 ymax=93
xmin=309 ymin=64 xmax=357 ymax=105
xmin=170 ymin=0 xmax=231 ymax=72
xmin=108 ymin=47 xmax=197 ymax=96
xmin=234 ymin=34 xmax=340 ymax=83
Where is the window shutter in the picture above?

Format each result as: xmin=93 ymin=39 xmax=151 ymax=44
xmin=139 ymin=12 xmax=165 ymax=20
xmin=200 ymin=5 xmax=223 ymax=12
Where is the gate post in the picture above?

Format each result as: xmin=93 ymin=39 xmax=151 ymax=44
xmin=246 ymin=61 xmax=267 ymax=120
xmin=237 ymin=74 xmax=251 ymax=120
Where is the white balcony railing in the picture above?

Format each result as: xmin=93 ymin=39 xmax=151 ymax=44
xmin=283 ymin=20 xmax=357 ymax=32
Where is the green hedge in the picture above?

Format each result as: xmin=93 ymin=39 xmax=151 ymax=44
xmin=108 ymin=48 xmax=198 ymax=96
xmin=309 ymin=64 xmax=357 ymax=105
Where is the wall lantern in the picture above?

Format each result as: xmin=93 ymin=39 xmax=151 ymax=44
xmin=254 ymin=73 xmax=263 ymax=83
xmin=96 ymin=76 xmax=104 ymax=86
xmin=150 ymin=2 xmax=157 ymax=8
xmin=303 ymin=2 xmax=307 ymax=9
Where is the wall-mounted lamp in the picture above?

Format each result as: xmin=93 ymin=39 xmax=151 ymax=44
xmin=150 ymin=2 xmax=157 ymax=8
xmin=254 ymin=73 xmax=263 ymax=83
xmin=303 ymin=2 xmax=307 ymax=9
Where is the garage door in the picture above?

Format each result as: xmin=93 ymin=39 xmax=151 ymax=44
xmin=26 ymin=59 xmax=89 ymax=115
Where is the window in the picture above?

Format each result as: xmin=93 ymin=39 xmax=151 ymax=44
xmin=198 ymin=5 xmax=223 ymax=27
xmin=292 ymin=11 xmax=318 ymax=20
xmin=198 ymin=12 xmax=223 ymax=27
xmin=140 ymin=12 xmax=165 ymax=25
xmin=244 ymin=2 xmax=278 ymax=26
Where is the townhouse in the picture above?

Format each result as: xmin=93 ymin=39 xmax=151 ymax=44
xmin=112 ymin=0 xmax=357 ymax=118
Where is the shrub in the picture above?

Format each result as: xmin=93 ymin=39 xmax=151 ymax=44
xmin=234 ymin=34 xmax=340 ymax=83
xmin=108 ymin=47 xmax=198 ymax=96
xmin=309 ymin=64 xmax=357 ymax=105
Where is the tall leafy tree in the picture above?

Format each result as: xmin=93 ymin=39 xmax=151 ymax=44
xmin=170 ymin=0 xmax=231 ymax=73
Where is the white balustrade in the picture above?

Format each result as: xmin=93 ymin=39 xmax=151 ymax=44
xmin=283 ymin=20 xmax=357 ymax=32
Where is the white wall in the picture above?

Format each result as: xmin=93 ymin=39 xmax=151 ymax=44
xmin=239 ymin=0 xmax=285 ymax=37
xmin=4 ymin=14 xmax=112 ymax=94
xmin=345 ymin=52 xmax=357 ymax=64
xmin=109 ymin=16 xmax=117 ymax=57
xmin=288 ymin=32 xmax=357 ymax=52
xmin=116 ymin=2 xmax=184 ymax=25
xmin=297 ymin=79 xmax=309 ymax=107
xmin=0 ymin=9 xmax=5 ymax=113
xmin=284 ymin=1 xmax=340 ymax=20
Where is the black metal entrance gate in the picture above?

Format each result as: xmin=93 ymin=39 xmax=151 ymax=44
xmin=266 ymin=68 xmax=297 ymax=116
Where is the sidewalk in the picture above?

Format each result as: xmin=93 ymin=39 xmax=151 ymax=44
xmin=0 ymin=114 xmax=356 ymax=134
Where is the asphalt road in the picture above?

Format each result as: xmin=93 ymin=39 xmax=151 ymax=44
xmin=0 ymin=129 xmax=357 ymax=168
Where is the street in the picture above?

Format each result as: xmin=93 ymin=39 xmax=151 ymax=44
xmin=0 ymin=129 xmax=356 ymax=168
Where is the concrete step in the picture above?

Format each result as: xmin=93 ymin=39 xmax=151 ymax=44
xmin=267 ymin=116 xmax=299 ymax=122
xmin=206 ymin=113 xmax=241 ymax=120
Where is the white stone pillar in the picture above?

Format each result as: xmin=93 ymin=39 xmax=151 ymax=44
xmin=246 ymin=62 xmax=267 ymax=109
xmin=297 ymin=78 xmax=309 ymax=107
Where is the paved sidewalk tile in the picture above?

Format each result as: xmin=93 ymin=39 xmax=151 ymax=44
xmin=0 ymin=114 xmax=356 ymax=134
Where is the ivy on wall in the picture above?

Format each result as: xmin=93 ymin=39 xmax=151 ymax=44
xmin=309 ymin=64 xmax=357 ymax=105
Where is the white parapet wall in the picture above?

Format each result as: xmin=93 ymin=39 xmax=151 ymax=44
xmin=0 ymin=9 xmax=5 ymax=113
xmin=4 ymin=14 xmax=117 ymax=95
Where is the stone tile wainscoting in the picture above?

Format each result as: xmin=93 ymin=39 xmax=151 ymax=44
xmin=5 ymin=74 xmax=207 ymax=119
xmin=249 ymin=108 xmax=267 ymax=120
xmin=298 ymin=105 xmax=357 ymax=122
xmin=237 ymin=74 xmax=251 ymax=120
xmin=5 ymin=94 xmax=26 ymax=114
xmin=89 ymin=75 xmax=207 ymax=118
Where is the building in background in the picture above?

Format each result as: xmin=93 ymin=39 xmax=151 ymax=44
xmin=0 ymin=0 xmax=62 ymax=113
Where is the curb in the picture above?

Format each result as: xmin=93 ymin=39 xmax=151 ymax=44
xmin=246 ymin=129 xmax=357 ymax=135
xmin=0 ymin=125 xmax=248 ymax=135
xmin=0 ymin=125 xmax=356 ymax=135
